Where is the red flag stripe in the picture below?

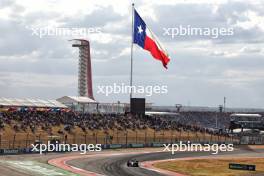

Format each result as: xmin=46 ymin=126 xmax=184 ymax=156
xmin=144 ymin=35 xmax=170 ymax=69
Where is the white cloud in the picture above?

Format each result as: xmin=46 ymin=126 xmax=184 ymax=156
xmin=235 ymin=10 xmax=264 ymax=31
xmin=0 ymin=0 xmax=263 ymax=107
xmin=0 ymin=71 xmax=76 ymax=88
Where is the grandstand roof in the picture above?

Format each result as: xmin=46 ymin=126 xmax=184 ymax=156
xmin=152 ymin=105 xmax=264 ymax=113
xmin=0 ymin=98 xmax=67 ymax=108
xmin=146 ymin=111 xmax=179 ymax=116
xmin=56 ymin=96 xmax=97 ymax=104
xmin=230 ymin=113 xmax=262 ymax=118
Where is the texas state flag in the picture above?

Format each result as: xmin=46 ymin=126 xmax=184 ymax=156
xmin=133 ymin=9 xmax=170 ymax=69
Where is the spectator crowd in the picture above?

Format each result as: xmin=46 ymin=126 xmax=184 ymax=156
xmin=0 ymin=109 xmax=250 ymax=136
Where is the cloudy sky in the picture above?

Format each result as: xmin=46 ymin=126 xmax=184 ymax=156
xmin=0 ymin=0 xmax=263 ymax=108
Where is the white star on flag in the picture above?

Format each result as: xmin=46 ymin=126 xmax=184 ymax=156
xmin=137 ymin=25 xmax=143 ymax=34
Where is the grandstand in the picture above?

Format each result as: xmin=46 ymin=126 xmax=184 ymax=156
xmin=1 ymin=96 xmax=263 ymax=150
xmin=229 ymin=113 xmax=264 ymax=144
xmin=0 ymin=104 xmax=240 ymax=150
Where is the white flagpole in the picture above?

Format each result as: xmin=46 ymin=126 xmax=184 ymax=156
xmin=130 ymin=3 xmax=135 ymax=100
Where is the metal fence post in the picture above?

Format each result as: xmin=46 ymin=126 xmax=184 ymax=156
xmin=179 ymin=129 xmax=182 ymax=141
xmin=196 ymin=131 xmax=199 ymax=142
xmin=104 ymin=132 xmax=108 ymax=145
xmin=38 ymin=133 xmax=41 ymax=143
xmin=203 ymin=130 xmax=206 ymax=142
xmin=154 ymin=130 xmax=156 ymax=142
xmin=74 ymin=133 xmax=76 ymax=144
xmin=65 ymin=134 xmax=68 ymax=144
xmin=135 ymin=131 xmax=138 ymax=144
xmin=170 ymin=130 xmax=173 ymax=143
xmin=162 ymin=130 xmax=165 ymax=143
xmin=95 ymin=132 xmax=98 ymax=144
xmin=125 ymin=130 xmax=128 ymax=147
xmin=25 ymin=133 xmax=29 ymax=148
xmin=12 ymin=133 xmax=16 ymax=149
xmin=144 ymin=129 xmax=147 ymax=144
xmin=116 ymin=131 xmax=119 ymax=144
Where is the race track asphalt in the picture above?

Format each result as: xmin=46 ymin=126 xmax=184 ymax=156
xmin=68 ymin=148 xmax=264 ymax=176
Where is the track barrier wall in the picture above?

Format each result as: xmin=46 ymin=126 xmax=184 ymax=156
xmin=0 ymin=129 xmax=240 ymax=154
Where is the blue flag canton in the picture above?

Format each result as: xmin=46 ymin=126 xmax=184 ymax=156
xmin=133 ymin=10 xmax=146 ymax=49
